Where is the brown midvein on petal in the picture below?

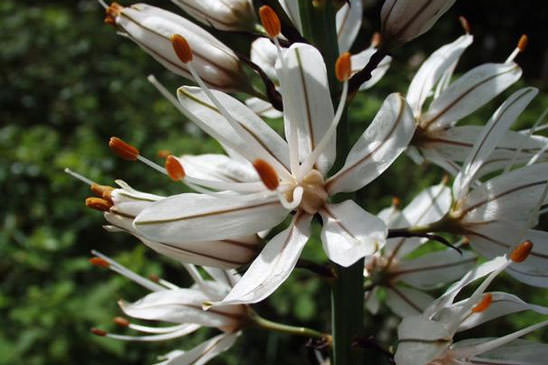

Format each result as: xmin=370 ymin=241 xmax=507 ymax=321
xmin=391 ymin=257 xmax=476 ymax=276
xmin=465 ymin=228 xmax=548 ymax=260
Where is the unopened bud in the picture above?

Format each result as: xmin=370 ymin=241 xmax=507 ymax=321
xmin=165 ymin=155 xmax=185 ymax=181
xmin=91 ymin=328 xmax=107 ymax=337
xmin=259 ymin=6 xmax=281 ymax=38
xmin=335 ymin=52 xmax=352 ymax=82
xmin=113 ymin=317 xmax=130 ymax=327
xmin=171 ymin=34 xmax=193 ymax=63
xmin=171 ymin=0 xmax=257 ymax=32
xmin=510 ymin=240 xmax=533 ymax=263
xmin=106 ymin=3 xmax=247 ymax=91
xmin=89 ymin=257 xmax=110 ymax=269
xmin=471 ymin=293 xmax=493 ymax=313
xmin=253 ymin=159 xmax=279 ymax=190
xmin=381 ymin=0 xmax=456 ymax=45
xmin=85 ymin=197 xmax=113 ymax=212
xmin=109 ymin=137 xmax=139 ymax=161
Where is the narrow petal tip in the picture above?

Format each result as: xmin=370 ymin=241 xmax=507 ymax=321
xmin=510 ymin=240 xmax=533 ymax=262
xmin=259 ymin=6 xmax=281 ymax=38
xmin=171 ymin=34 xmax=193 ymax=63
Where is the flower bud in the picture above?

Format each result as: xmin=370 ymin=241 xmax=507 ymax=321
xmin=105 ymin=3 xmax=248 ymax=91
xmin=380 ymin=0 xmax=456 ymax=45
xmin=171 ymin=0 xmax=257 ymax=32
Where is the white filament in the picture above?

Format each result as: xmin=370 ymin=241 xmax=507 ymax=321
xmin=64 ymin=168 xmax=95 ymax=186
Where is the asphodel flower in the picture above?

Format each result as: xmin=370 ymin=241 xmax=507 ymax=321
xmin=170 ymin=0 xmax=257 ymax=32
xmin=380 ymin=0 xmax=456 ymax=45
xmin=365 ymin=183 xmax=476 ymax=317
xmin=133 ymin=25 xmax=416 ymax=306
xmin=103 ymin=2 xmax=249 ymax=91
xmin=395 ymin=241 xmax=548 ymax=365
xmin=89 ymin=251 xmax=244 ymax=364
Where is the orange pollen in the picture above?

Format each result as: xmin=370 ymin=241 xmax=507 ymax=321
xmin=165 ymin=155 xmax=185 ymax=181
xmin=105 ymin=2 xmax=123 ymax=26
xmin=510 ymin=240 xmax=533 ymax=263
xmin=113 ymin=317 xmax=130 ymax=327
xmin=253 ymin=159 xmax=279 ymax=190
xmin=370 ymin=32 xmax=382 ymax=48
xmin=85 ymin=197 xmax=113 ymax=212
xmin=517 ymin=34 xmax=528 ymax=52
xmin=171 ymin=34 xmax=193 ymax=63
xmin=471 ymin=293 xmax=493 ymax=313
xmin=459 ymin=16 xmax=471 ymax=34
xmin=157 ymin=149 xmax=172 ymax=159
xmin=109 ymin=137 xmax=139 ymax=160
xmin=90 ymin=184 xmax=114 ymax=202
xmin=89 ymin=257 xmax=110 ymax=269
xmin=335 ymin=52 xmax=352 ymax=82
xmin=259 ymin=6 xmax=281 ymax=38
xmin=148 ymin=274 xmax=160 ymax=283
xmin=392 ymin=196 xmax=401 ymax=208
xmin=441 ymin=174 xmax=450 ymax=185
xmin=91 ymin=328 xmax=107 ymax=337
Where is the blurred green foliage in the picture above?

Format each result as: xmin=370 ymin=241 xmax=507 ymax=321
xmin=1 ymin=1 xmax=547 ymax=364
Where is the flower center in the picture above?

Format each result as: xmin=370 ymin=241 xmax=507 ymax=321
xmin=286 ymin=169 xmax=328 ymax=215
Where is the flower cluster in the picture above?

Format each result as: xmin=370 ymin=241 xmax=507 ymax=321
xmin=69 ymin=0 xmax=548 ymax=363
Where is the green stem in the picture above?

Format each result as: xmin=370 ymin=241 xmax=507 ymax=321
xmin=251 ymin=312 xmax=331 ymax=341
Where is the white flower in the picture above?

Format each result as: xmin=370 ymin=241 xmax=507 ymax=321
xmin=104 ymin=3 xmax=248 ymax=90
xmin=89 ymin=251 xmax=244 ymax=365
xmin=133 ymin=38 xmax=416 ymax=306
xmin=380 ymin=0 xmax=456 ymax=45
xmin=366 ymin=183 xmax=476 ymax=317
xmin=395 ymin=242 xmax=548 ymax=365
xmin=171 ymin=0 xmax=257 ymax=32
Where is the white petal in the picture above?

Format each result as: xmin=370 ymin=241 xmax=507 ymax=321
xmin=395 ymin=249 xmax=476 ymax=290
xmin=245 ymin=97 xmax=283 ymax=119
xmin=453 ymin=87 xmax=538 ymax=199
xmin=250 ymin=37 xmax=278 ymax=82
xmin=365 ymin=287 xmax=380 ymax=314
xmin=278 ymin=43 xmax=335 ymax=175
xmin=178 ymin=154 xmax=258 ymax=183
xmin=421 ymin=63 xmax=522 ymax=131
xmin=320 ymin=201 xmax=387 ymax=267
xmin=156 ymin=332 xmax=240 ymax=365
xmin=336 ymin=0 xmax=363 ymax=52
xmin=453 ymin=338 xmax=548 ymax=364
xmin=386 ymin=286 xmax=435 ymax=317
xmin=177 ymin=86 xmax=290 ymax=172
xmin=120 ymin=289 xmax=245 ymax=329
xmin=134 ymin=193 xmax=288 ymax=242
xmin=212 ymin=214 xmax=312 ymax=305
xmin=351 ymin=48 xmax=392 ymax=90
xmin=407 ymin=34 xmax=473 ymax=116
xmin=279 ymin=0 xmax=302 ymax=33
xmin=327 ymin=93 xmax=415 ymax=194
xmin=402 ymin=183 xmax=452 ymax=226
xmin=457 ymin=291 xmax=548 ymax=332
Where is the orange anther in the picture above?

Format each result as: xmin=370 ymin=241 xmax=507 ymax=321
xmin=459 ymin=16 xmax=471 ymax=34
xmin=89 ymin=257 xmax=110 ymax=269
xmin=113 ymin=317 xmax=130 ymax=327
xmin=109 ymin=137 xmax=139 ymax=161
xmin=171 ymin=34 xmax=193 ymax=63
xmin=517 ymin=34 xmax=528 ymax=52
xmin=105 ymin=2 xmax=123 ymax=26
xmin=90 ymin=184 xmax=114 ymax=201
xmin=259 ymin=6 xmax=281 ymax=38
xmin=148 ymin=274 xmax=160 ymax=283
xmin=510 ymin=240 xmax=533 ymax=263
xmin=253 ymin=159 xmax=279 ymax=190
xmin=91 ymin=328 xmax=107 ymax=337
xmin=370 ymin=32 xmax=382 ymax=48
xmin=85 ymin=197 xmax=113 ymax=212
xmin=165 ymin=155 xmax=185 ymax=181
xmin=392 ymin=196 xmax=401 ymax=208
xmin=471 ymin=293 xmax=493 ymax=313
xmin=157 ymin=149 xmax=172 ymax=159
xmin=335 ymin=52 xmax=352 ymax=82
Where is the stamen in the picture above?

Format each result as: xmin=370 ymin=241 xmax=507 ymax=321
xmin=459 ymin=16 xmax=471 ymax=34
xmin=85 ymin=197 xmax=113 ymax=212
xmin=157 ymin=149 xmax=171 ymax=159
xmin=91 ymin=328 xmax=107 ymax=337
xmin=165 ymin=155 xmax=186 ymax=181
xmin=253 ymin=159 xmax=280 ymax=190
xmin=278 ymin=186 xmax=303 ymax=210
xmin=505 ymin=34 xmax=528 ymax=63
xmin=370 ymin=32 xmax=382 ymax=48
xmin=89 ymin=257 xmax=110 ymax=269
xmin=113 ymin=317 xmax=130 ymax=327
xmin=170 ymin=34 xmax=193 ymax=63
xmin=259 ymin=6 xmax=281 ymax=38
xmin=148 ymin=274 xmax=160 ymax=283
xmin=109 ymin=137 xmax=139 ymax=161
xmin=64 ymin=168 xmax=96 ymax=185
xmin=471 ymin=293 xmax=493 ymax=313
xmin=104 ymin=2 xmax=122 ymax=26
xmin=91 ymin=184 xmax=114 ymax=201
xmin=392 ymin=196 xmax=401 ymax=208
xmin=335 ymin=52 xmax=352 ymax=82
xmin=510 ymin=240 xmax=533 ymax=263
